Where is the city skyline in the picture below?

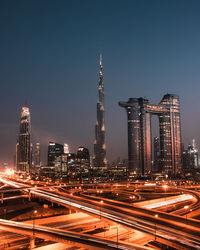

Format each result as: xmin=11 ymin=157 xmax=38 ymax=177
xmin=1 ymin=1 xmax=200 ymax=165
xmin=1 ymin=2 xmax=200 ymax=249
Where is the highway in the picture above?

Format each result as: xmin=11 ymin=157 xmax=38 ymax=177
xmin=0 ymin=219 xmax=146 ymax=250
xmin=1 ymin=176 xmax=200 ymax=249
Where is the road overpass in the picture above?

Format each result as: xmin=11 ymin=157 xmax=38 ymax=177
xmin=0 ymin=219 xmax=146 ymax=250
xmin=1 ymin=176 xmax=200 ymax=249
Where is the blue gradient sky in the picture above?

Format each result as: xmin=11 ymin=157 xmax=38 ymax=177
xmin=1 ymin=0 xmax=200 ymax=165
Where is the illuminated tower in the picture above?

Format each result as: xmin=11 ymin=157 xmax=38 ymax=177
xmin=119 ymin=98 xmax=151 ymax=176
xmin=159 ymin=94 xmax=182 ymax=177
xmin=64 ymin=143 xmax=69 ymax=154
xmin=16 ymin=107 xmax=32 ymax=174
xmin=119 ymin=94 xmax=182 ymax=178
xmin=94 ymin=55 xmax=107 ymax=168
xmin=34 ymin=143 xmax=41 ymax=168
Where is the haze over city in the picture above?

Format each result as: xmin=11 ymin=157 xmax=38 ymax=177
xmin=1 ymin=0 xmax=200 ymax=165
xmin=1 ymin=1 xmax=200 ymax=250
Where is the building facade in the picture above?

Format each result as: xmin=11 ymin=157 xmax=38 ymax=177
xmin=94 ymin=55 xmax=107 ymax=168
xmin=119 ymin=94 xmax=182 ymax=178
xmin=34 ymin=143 xmax=41 ymax=168
xmin=77 ymin=146 xmax=90 ymax=177
xmin=47 ymin=142 xmax=64 ymax=166
xmin=16 ymin=107 xmax=32 ymax=174
xmin=183 ymin=142 xmax=199 ymax=174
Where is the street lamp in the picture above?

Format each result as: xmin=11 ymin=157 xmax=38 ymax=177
xmin=184 ymin=205 xmax=189 ymax=223
xmin=100 ymin=200 xmax=103 ymax=219
xmin=116 ymin=193 xmax=119 ymax=200
xmin=154 ymin=214 xmax=158 ymax=240
xmin=33 ymin=210 xmax=37 ymax=240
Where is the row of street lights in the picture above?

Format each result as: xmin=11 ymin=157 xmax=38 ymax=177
xmin=99 ymin=200 xmax=119 ymax=249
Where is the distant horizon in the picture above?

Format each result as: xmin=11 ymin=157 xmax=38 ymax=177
xmin=1 ymin=0 xmax=200 ymax=165
xmin=1 ymin=89 xmax=197 ymax=168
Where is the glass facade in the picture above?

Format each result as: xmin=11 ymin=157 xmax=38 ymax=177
xmin=94 ymin=55 xmax=107 ymax=168
xmin=16 ymin=107 xmax=32 ymax=174
xmin=159 ymin=94 xmax=182 ymax=177
xmin=47 ymin=142 xmax=64 ymax=166
xmin=119 ymin=94 xmax=182 ymax=178
xmin=34 ymin=142 xmax=41 ymax=168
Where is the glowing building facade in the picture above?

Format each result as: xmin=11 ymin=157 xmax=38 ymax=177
xmin=34 ymin=142 xmax=41 ymax=168
xmin=119 ymin=94 xmax=182 ymax=178
xmin=64 ymin=143 xmax=69 ymax=154
xmin=77 ymin=147 xmax=90 ymax=171
xmin=47 ymin=142 xmax=64 ymax=166
xmin=183 ymin=140 xmax=199 ymax=173
xmin=94 ymin=55 xmax=107 ymax=168
xmin=16 ymin=107 xmax=32 ymax=174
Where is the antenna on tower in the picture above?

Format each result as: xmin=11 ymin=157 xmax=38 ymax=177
xmin=100 ymin=53 xmax=102 ymax=66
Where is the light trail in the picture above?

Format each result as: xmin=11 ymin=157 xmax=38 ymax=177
xmin=0 ymin=219 xmax=144 ymax=250
xmin=142 ymin=194 xmax=195 ymax=209
xmin=1 ymin=176 xmax=200 ymax=249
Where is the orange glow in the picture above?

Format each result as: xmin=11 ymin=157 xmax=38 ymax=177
xmin=162 ymin=184 xmax=168 ymax=189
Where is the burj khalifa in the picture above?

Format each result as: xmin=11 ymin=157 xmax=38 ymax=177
xmin=94 ymin=55 xmax=107 ymax=168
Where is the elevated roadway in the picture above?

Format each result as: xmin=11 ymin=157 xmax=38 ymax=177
xmin=1 ymin=177 xmax=200 ymax=249
xmin=0 ymin=219 xmax=146 ymax=250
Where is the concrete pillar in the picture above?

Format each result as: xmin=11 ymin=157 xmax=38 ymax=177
xmin=30 ymin=237 xmax=35 ymax=249
xmin=28 ymin=191 xmax=31 ymax=201
xmin=1 ymin=193 xmax=3 ymax=204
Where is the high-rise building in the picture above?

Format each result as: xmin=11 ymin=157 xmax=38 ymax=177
xmin=94 ymin=55 xmax=107 ymax=168
xmin=16 ymin=107 xmax=32 ymax=174
xmin=77 ymin=146 xmax=90 ymax=182
xmin=183 ymin=142 xmax=199 ymax=173
xmin=119 ymin=94 xmax=182 ymax=178
xmin=67 ymin=153 xmax=77 ymax=178
xmin=159 ymin=94 xmax=182 ymax=177
xmin=47 ymin=142 xmax=64 ymax=166
xmin=77 ymin=147 xmax=90 ymax=170
xmin=64 ymin=143 xmax=69 ymax=154
xmin=34 ymin=143 xmax=41 ymax=168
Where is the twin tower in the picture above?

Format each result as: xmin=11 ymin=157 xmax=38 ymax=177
xmin=119 ymin=94 xmax=182 ymax=178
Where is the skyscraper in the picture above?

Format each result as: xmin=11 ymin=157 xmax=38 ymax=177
xmin=77 ymin=146 xmax=90 ymax=182
xmin=64 ymin=143 xmax=69 ymax=154
xmin=159 ymin=94 xmax=182 ymax=177
xmin=77 ymin=146 xmax=90 ymax=170
xmin=34 ymin=143 xmax=41 ymax=168
xmin=183 ymin=141 xmax=199 ymax=174
xmin=47 ymin=142 xmax=64 ymax=166
xmin=16 ymin=107 xmax=32 ymax=174
xmin=94 ymin=55 xmax=107 ymax=168
xmin=119 ymin=94 xmax=182 ymax=178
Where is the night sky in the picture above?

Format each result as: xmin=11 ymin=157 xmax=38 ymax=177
xmin=1 ymin=0 xmax=200 ymax=166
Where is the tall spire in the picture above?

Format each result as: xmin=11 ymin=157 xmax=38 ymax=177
xmin=94 ymin=54 xmax=107 ymax=168
xmin=100 ymin=53 xmax=102 ymax=66
xmin=99 ymin=54 xmax=103 ymax=81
